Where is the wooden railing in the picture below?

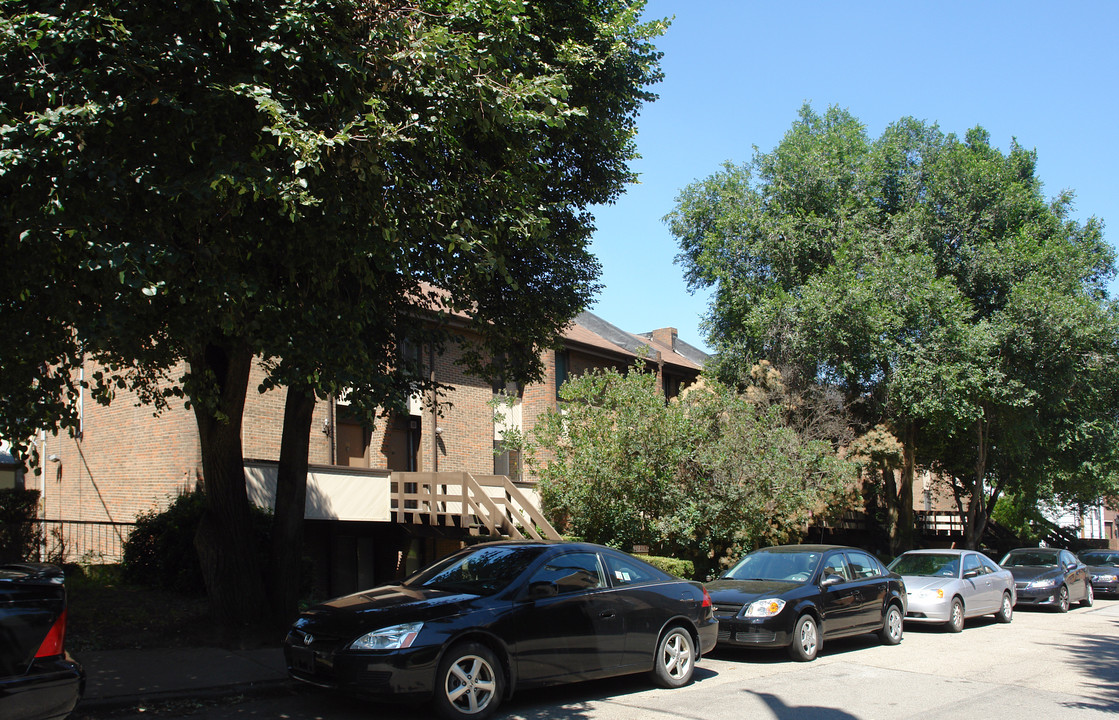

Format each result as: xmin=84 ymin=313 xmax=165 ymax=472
xmin=390 ymin=471 xmax=561 ymax=541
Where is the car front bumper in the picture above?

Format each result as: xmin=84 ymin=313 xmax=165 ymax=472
xmin=902 ymin=595 xmax=953 ymax=624
xmin=713 ymin=615 xmax=791 ymax=649
xmin=284 ymin=635 xmax=441 ymax=702
xmin=1089 ymin=577 xmax=1119 ymax=596
xmin=1014 ymin=586 xmax=1064 ymax=607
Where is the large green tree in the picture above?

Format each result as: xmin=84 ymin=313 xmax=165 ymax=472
xmin=531 ymin=363 xmax=855 ymax=579
xmin=1 ymin=0 xmax=665 ymax=636
xmin=668 ymin=105 xmax=1119 ymax=552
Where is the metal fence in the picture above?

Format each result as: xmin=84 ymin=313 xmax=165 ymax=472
xmin=35 ymin=519 xmax=135 ymax=564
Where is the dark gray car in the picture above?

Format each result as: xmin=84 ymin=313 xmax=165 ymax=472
xmin=1000 ymin=548 xmax=1092 ymax=612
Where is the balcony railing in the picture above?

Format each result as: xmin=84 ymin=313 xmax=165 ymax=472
xmin=392 ymin=472 xmax=561 ymax=540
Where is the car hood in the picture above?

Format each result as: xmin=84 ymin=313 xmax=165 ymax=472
xmin=295 ymin=584 xmax=488 ymax=635
xmin=899 ymin=576 xmax=953 ymax=593
xmin=1005 ymin=566 xmax=1060 ymax=582
xmin=705 ymin=578 xmax=803 ymax=605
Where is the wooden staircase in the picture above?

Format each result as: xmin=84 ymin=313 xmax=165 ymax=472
xmin=391 ymin=471 xmax=562 ymax=541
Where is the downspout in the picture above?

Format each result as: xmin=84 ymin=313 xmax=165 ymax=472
xmin=429 ymin=344 xmax=438 ymax=472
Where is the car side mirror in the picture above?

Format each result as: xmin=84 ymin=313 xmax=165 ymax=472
xmin=528 ymin=581 xmax=558 ymax=599
xmin=964 ymin=569 xmax=980 ymax=579
xmin=820 ymin=573 xmax=843 ymax=587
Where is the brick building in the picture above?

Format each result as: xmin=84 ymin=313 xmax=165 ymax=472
xmin=25 ymin=310 xmax=706 ymax=593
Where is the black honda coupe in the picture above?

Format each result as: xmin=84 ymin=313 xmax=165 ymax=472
xmin=284 ymin=540 xmax=718 ymax=719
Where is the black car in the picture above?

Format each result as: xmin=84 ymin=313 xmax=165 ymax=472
xmin=705 ymin=544 xmax=906 ymax=662
xmin=1079 ymin=549 xmax=1119 ymax=597
xmin=0 ymin=564 xmax=84 ymax=720
xmin=284 ymin=541 xmax=718 ymax=719
xmin=1000 ymin=547 xmax=1093 ymax=612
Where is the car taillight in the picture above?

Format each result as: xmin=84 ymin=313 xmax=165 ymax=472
xmin=701 ymin=587 xmax=713 ymax=608
xmin=36 ymin=608 xmax=67 ymax=658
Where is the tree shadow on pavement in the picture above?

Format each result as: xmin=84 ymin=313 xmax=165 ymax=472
xmin=748 ymin=690 xmax=860 ymax=720
xmin=1056 ymin=618 xmax=1119 ymax=714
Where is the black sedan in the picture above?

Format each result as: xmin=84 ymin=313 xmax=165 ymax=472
xmin=706 ymin=544 xmax=906 ymax=662
xmin=0 ymin=563 xmax=84 ymax=720
xmin=1000 ymin=547 xmax=1093 ymax=611
xmin=284 ymin=541 xmax=718 ymax=719
xmin=1079 ymin=549 xmax=1119 ymax=597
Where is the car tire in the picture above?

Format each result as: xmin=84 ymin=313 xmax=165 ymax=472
xmin=945 ymin=597 xmax=965 ymax=633
xmin=787 ymin=614 xmax=820 ymax=662
xmin=1056 ymin=585 xmax=1070 ymax=613
xmin=433 ymin=642 xmax=503 ymax=720
xmin=995 ymin=592 xmax=1013 ymax=623
xmin=650 ymin=626 xmax=696 ymax=688
xmin=880 ymin=603 xmax=903 ymax=645
xmin=1081 ymin=582 xmax=1094 ymax=608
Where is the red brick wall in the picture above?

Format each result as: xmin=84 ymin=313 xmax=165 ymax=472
xmin=40 ymin=358 xmax=201 ymax=524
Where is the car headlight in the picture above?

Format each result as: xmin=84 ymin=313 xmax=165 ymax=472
xmin=1029 ymin=578 xmax=1057 ymax=589
xmin=915 ymin=588 xmax=945 ymax=600
xmin=350 ymin=622 xmax=424 ymax=651
xmin=743 ymin=598 xmax=786 ymax=617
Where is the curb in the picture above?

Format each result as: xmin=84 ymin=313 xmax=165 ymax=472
xmin=76 ymin=677 xmax=293 ymax=714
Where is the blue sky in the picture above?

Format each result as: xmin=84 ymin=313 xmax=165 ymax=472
xmin=587 ymin=1 xmax=1119 ymax=353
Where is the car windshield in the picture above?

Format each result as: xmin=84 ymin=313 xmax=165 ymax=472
xmin=724 ymin=551 xmax=821 ymax=582
xmin=1080 ymin=551 xmax=1119 ymax=566
xmin=1001 ymin=550 xmax=1060 ymax=568
xmin=888 ymin=553 xmax=961 ymax=577
xmin=405 ymin=545 xmax=545 ymax=596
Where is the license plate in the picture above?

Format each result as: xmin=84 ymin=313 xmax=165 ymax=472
xmin=291 ymin=646 xmax=315 ymax=674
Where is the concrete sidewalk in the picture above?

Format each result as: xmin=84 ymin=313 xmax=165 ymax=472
xmin=75 ymin=646 xmax=290 ymax=711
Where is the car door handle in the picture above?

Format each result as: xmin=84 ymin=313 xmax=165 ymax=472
xmin=599 ymin=610 xmax=616 ymax=620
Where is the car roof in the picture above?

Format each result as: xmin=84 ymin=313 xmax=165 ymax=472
xmin=755 ymin=544 xmax=861 ymax=553
xmin=897 ymin=548 xmax=972 ymax=556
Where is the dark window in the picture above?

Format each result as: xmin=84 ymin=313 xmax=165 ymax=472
xmin=555 ymin=351 xmax=569 ymax=399
xmin=822 ymin=554 xmax=850 ymax=581
xmin=845 ymin=551 xmax=880 ymax=579
xmin=529 ymin=552 xmax=605 ymax=595
xmin=603 ymin=554 xmax=663 ymax=586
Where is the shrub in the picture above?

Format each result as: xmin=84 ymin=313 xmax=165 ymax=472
xmin=643 ymin=555 xmax=694 ymax=580
xmin=122 ymin=489 xmax=271 ymax=595
xmin=0 ymin=488 xmax=42 ymax=562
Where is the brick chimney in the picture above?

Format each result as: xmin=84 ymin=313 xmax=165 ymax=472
xmin=651 ymin=327 xmax=678 ymax=353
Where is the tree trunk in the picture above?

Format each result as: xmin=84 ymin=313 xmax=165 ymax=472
xmin=190 ymin=341 xmax=269 ymax=646
xmin=897 ymin=422 xmax=916 ymax=551
xmin=883 ymin=464 xmax=901 ymax=557
xmin=962 ymin=416 xmax=990 ymax=549
xmin=270 ymin=385 xmax=315 ymax=627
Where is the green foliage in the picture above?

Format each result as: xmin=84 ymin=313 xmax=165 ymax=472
xmin=532 ymin=363 xmax=856 ymax=578
xmin=642 ymin=555 xmax=694 ymax=580
xmin=668 ymin=103 xmax=1119 ymax=546
xmin=122 ymin=489 xmax=270 ymax=595
xmin=990 ymin=494 xmax=1045 ymax=547
xmin=0 ymin=488 xmax=42 ymax=562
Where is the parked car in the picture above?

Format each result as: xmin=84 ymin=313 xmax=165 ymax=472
xmin=284 ymin=540 xmax=717 ymax=719
xmin=0 ymin=563 xmax=84 ymax=720
xmin=1078 ymin=549 xmax=1119 ymax=597
xmin=1000 ymin=547 xmax=1092 ymax=612
xmin=705 ymin=544 xmax=906 ymax=662
xmin=886 ymin=549 xmax=1015 ymax=631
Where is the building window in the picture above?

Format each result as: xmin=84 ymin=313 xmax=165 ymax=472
xmin=494 ymin=441 xmax=522 ymax=482
xmin=555 ymin=350 xmax=569 ymax=400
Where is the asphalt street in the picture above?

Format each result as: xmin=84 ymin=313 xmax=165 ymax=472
xmin=87 ymin=598 xmax=1119 ymax=720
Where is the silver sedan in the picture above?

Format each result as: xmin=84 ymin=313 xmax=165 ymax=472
xmin=887 ymin=549 xmax=1016 ymax=632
